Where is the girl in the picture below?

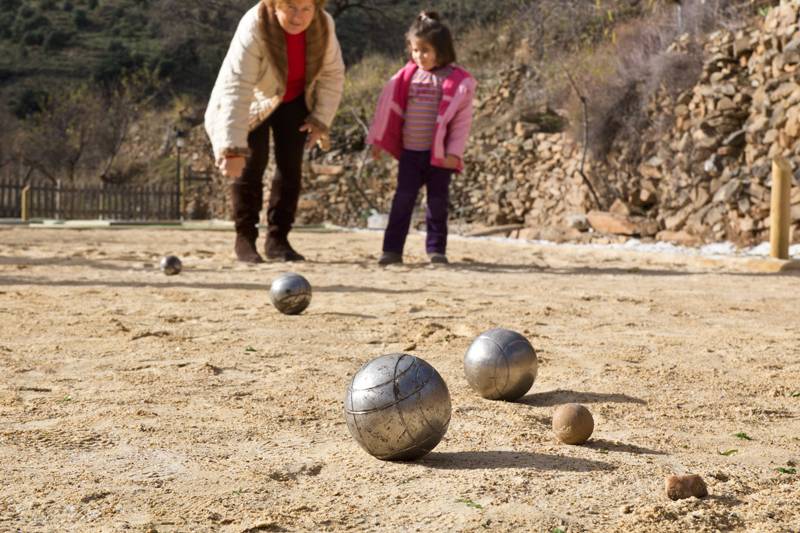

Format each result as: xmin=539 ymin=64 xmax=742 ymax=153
xmin=367 ymin=11 xmax=476 ymax=265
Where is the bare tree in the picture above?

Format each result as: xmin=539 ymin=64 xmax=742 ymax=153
xmin=11 ymin=71 xmax=160 ymax=185
xmin=327 ymin=0 xmax=395 ymax=19
xmin=153 ymin=0 xmax=251 ymax=36
xmin=14 ymin=88 xmax=99 ymax=183
xmin=0 ymin=105 xmax=14 ymax=181
xmin=94 ymin=71 xmax=161 ymax=184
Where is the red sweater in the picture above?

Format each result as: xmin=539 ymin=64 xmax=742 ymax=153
xmin=283 ymin=30 xmax=306 ymax=102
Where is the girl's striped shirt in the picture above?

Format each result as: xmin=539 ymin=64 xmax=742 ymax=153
xmin=402 ymin=65 xmax=453 ymax=151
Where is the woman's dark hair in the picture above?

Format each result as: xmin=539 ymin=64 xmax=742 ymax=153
xmin=406 ymin=11 xmax=456 ymax=67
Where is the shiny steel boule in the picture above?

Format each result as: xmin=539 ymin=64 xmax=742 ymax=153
xmin=463 ymin=328 xmax=537 ymax=401
xmin=269 ymin=273 xmax=312 ymax=315
xmin=344 ymin=353 xmax=451 ymax=461
xmin=160 ymin=255 xmax=182 ymax=276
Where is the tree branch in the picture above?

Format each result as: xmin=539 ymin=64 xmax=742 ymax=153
xmin=562 ymin=68 xmax=603 ymax=210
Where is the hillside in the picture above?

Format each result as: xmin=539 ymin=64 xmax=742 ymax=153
xmin=0 ymin=0 xmax=250 ymax=113
xmin=0 ymin=0 xmax=519 ymax=115
xmin=2 ymin=0 xmax=795 ymax=248
xmin=0 ymin=0 xmax=533 ymax=187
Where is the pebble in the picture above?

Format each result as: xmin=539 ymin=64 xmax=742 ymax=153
xmin=665 ymin=474 xmax=709 ymax=500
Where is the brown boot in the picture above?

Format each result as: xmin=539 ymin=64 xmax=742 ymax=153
xmin=235 ymin=234 xmax=264 ymax=263
xmin=265 ymin=235 xmax=305 ymax=262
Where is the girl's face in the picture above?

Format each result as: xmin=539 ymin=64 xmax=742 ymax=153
xmin=276 ymin=0 xmax=315 ymax=35
xmin=409 ymin=37 xmax=438 ymax=71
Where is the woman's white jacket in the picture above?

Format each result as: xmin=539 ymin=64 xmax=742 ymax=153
xmin=205 ymin=3 xmax=345 ymax=160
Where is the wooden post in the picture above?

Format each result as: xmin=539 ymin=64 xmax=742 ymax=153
xmin=769 ymin=156 xmax=792 ymax=260
xmin=56 ymin=179 xmax=62 ymax=220
xmin=179 ymin=165 xmax=186 ymax=221
xmin=21 ymin=185 xmax=31 ymax=221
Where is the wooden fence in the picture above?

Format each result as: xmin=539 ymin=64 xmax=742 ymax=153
xmin=0 ymin=179 xmax=181 ymax=221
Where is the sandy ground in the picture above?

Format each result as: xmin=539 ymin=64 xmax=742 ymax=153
xmin=0 ymin=226 xmax=798 ymax=533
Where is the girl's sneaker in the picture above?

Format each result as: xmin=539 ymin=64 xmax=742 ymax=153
xmin=428 ymin=253 xmax=449 ymax=264
xmin=378 ymin=251 xmax=403 ymax=265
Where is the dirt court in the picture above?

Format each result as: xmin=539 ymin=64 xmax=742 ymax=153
xmin=0 ymin=225 xmax=798 ymax=533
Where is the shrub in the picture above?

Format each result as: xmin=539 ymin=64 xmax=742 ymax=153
xmin=44 ymin=29 xmax=73 ymax=50
xmin=9 ymin=87 xmax=49 ymax=119
xmin=155 ymin=38 xmax=200 ymax=82
xmin=73 ymin=8 xmax=89 ymax=29
xmin=23 ymin=30 xmax=45 ymax=45
xmin=17 ymin=4 xmax=35 ymax=18
xmin=558 ymin=3 xmax=709 ymax=162
xmin=0 ymin=13 xmax=14 ymax=37
xmin=23 ymin=14 xmax=50 ymax=32
xmin=0 ymin=0 xmax=22 ymax=11
xmin=338 ymin=53 xmax=401 ymax=127
xmin=92 ymin=41 xmax=147 ymax=84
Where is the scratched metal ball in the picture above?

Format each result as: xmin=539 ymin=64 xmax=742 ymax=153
xmin=269 ymin=273 xmax=312 ymax=315
xmin=344 ymin=353 xmax=451 ymax=461
xmin=463 ymin=328 xmax=538 ymax=401
xmin=159 ymin=255 xmax=182 ymax=276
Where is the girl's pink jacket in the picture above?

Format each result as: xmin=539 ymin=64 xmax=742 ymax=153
xmin=367 ymin=61 xmax=476 ymax=173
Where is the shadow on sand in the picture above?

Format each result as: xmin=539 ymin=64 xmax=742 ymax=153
xmin=585 ymin=438 xmax=666 ymax=456
xmin=420 ymin=450 xmax=615 ymax=472
xmin=0 ymin=275 xmax=425 ymax=294
xmin=518 ymin=389 xmax=647 ymax=407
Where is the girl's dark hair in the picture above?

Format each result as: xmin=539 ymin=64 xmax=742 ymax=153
xmin=406 ymin=11 xmax=456 ymax=67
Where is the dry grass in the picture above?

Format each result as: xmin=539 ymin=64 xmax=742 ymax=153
xmin=555 ymin=0 xmax=778 ymax=162
xmin=331 ymin=53 xmax=403 ymax=145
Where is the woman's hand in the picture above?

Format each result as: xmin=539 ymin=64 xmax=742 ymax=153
xmin=442 ymin=154 xmax=460 ymax=169
xmin=300 ymin=121 xmax=324 ymax=149
xmin=219 ymin=156 xmax=246 ymax=179
xmin=371 ymin=145 xmax=383 ymax=161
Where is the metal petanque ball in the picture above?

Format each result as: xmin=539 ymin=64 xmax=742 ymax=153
xmin=463 ymin=328 xmax=538 ymax=401
xmin=344 ymin=353 xmax=451 ymax=461
xmin=160 ymin=255 xmax=182 ymax=276
xmin=269 ymin=273 xmax=312 ymax=315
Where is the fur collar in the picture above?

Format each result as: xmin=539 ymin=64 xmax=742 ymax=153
xmin=258 ymin=2 xmax=330 ymax=88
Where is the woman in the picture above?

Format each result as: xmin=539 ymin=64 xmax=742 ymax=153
xmin=205 ymin=0 xmax=345 ymax=262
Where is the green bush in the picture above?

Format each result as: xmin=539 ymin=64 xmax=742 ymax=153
xmin=73 ymin=8 xmax=89 ymax=29
xmin=17 ymin=4 xmax=35 ymax=18
xmin=0 ymin=13 xmax=14 ymax=37
xmin=93 ymin=41 xmax=146 ymax=84
xmin=156 ymin=38 xmax=200 ymax=82
xmin=113 ymin=14 xmax=148 ymax=38
xmin=44 ymin=29 xmax=73 ymax=50
xmin=23 ymin=30 xmax=45 ymax=45
xmin=13 ymin=12 xmax=49 ymax=38
xmin=0 ymin=0 xmax=22 ymax=11
xmin=9 ymin=88 xmax=49 ymax=119
xmin=22 ymin=14 xmax=51 ymax=32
